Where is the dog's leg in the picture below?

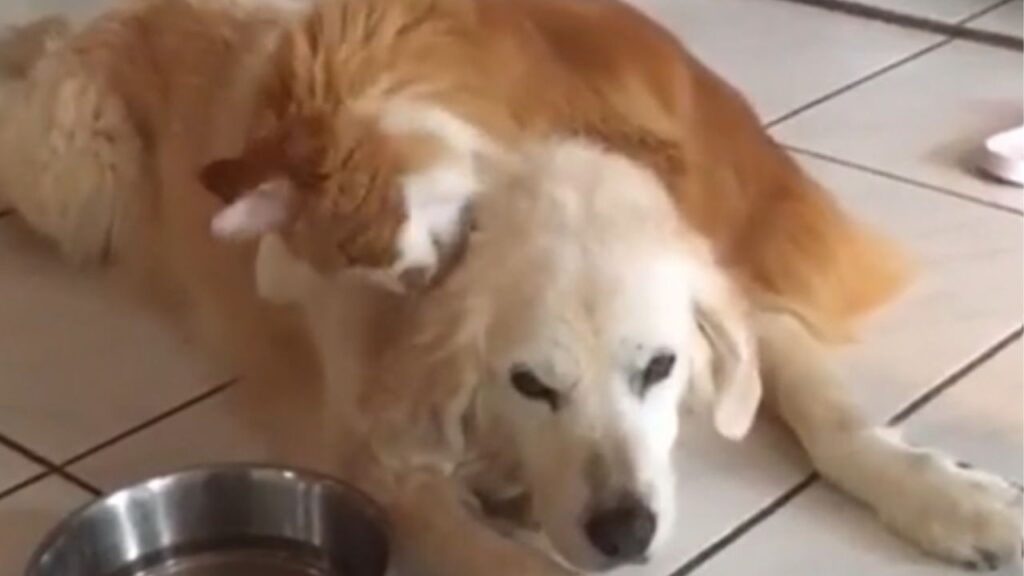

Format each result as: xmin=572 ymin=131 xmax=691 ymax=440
xmin=341 ymin=450 xmax=573 ymax=576
xmin=0 ymin=19 xmax=144 ymax=264
xmin=388 ymin=473 xmax=575 ymax=576
xmin=757 ymin=310 xmax=1022 ymax=570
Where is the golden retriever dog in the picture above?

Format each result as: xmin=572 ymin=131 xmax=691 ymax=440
xmin=0 ymin=0 xmax=1020 ymax=573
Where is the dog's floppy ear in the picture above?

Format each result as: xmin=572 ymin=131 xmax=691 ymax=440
xmin=201 ymin=118 xmax=324 ymax=240
xmin=692 ymin=267 xmax=762 ymax=441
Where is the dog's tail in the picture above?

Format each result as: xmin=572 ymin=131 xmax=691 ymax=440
xmin=0 ymin=15 xmax=145 ymax=265
xmin=737 ymin=167 xmax=914 ymax=343
xmin=0 ymin=16 xmax=70 ymax=79
xmin=675 ymin=61 xmax=913 ymax=342
xmin=0 ymin=16 xmax=71 ymax=212
xmin=0 ymin=16 xmax=70 ymax=214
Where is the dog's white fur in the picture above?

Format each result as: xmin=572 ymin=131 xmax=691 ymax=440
xmin=253 ymin=131 xmax=757 ymax=569
xmin=0 ymin=4 xmax=1020 ymax=574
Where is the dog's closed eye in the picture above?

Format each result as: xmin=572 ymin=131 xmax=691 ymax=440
xmin=639 ymin=352 xmax=676 ymax=394
xmin=510 ymin=366 xmax=561 ymax=412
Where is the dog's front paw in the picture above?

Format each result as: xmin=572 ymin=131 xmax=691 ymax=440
xmin=880 ymin=450 xmax=1022 ymax=571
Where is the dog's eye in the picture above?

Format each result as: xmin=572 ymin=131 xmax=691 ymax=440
xmin=641 ymin=352 xmax=676 ymax=391
xmin=510 ymin=367 xmax=560 ymax=411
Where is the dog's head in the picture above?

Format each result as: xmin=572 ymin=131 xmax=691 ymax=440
xmin=246 ymin=136 xmax=761 ymax=571
xmin=390 ymin=140 xmax=762 ymax=572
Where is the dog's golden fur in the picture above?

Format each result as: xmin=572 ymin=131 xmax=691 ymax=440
xmin=198 ymin=0 xmax=910 ymax=335
xmin=2 ymin=0 xmax=1021 ymax=573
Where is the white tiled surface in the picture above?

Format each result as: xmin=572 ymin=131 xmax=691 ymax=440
xmin=851 ymin=0 xmax=1006 ymax=23
xmin=773 ymin=41 xmax=1024 ymax=211
xmin=691 ymin=341 xmax=1024 ymax=576
xmin=626 ymin=0 xmax=940 ymax=121
xmin=969 ymin=1 xmax=1024 ymax=38
xmin=0 ymin=1 xmax=1021 ymax=576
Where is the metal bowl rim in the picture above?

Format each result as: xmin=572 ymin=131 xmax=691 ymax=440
xmin=25 ymin=462 xmax=390 ymax=575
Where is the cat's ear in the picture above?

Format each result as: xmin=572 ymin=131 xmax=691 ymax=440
xmin=208 ymin=178 xmax=296 ymax=241
xmin=201 ymin=118 xmax=323 ymax=240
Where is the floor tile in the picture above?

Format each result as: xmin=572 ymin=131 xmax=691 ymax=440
xmin=624 ymin=0 xmax=940 ymax=121
xmin=800 ymin=155 xmax=1024 ymax=419
xmin=70 ymin=385 xmax=275 ymax=490
xmin=774 ymin=41 xmax=1024 ymax=211
xmin=71 ymin=377 xmax=366 ymax=489
xmin=0 ymin=446 xmax=41 ymax=493
xmin=687 ymin=341 xmax=1023 ymax=576
xmin=0 ymin=218 xmax=229 ymax=462
xmin=968 ymin=1 xmax=1024 ymax=38
xmin=902 ymin=340 xmax=1022 ymax=482
xmin=848 ymin=0 xmax=1005 ymax=23
xmin=0 ymin=476 xmax=92 ymax=576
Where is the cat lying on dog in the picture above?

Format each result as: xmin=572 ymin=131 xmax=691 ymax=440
xmin=0 ymin=0 xmax=1019 ymax=572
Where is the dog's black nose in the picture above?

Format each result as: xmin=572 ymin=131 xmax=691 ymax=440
xmin=584 ymin=496 xmax=656 ymax=561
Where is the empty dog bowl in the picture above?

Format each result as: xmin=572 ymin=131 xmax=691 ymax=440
xmin=24 ymin=465 xmax=390 ymax=576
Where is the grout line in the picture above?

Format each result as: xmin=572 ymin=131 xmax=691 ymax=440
xmin=770 ymin=0 xmax=1023 ymax=51
xmin=670 ymin=328 xmax=1023 ymax=573
xmin=0 ymin=471 xmax=52 ymax=501
xmin=0 ymin=433 xmax=101 ymax=496
xmin=0 ymin=432 xmax=64 ymax=474
xmin=888 ymin=326 xmax=1023 ymax=425
xmin=785 ymin=146 xmax=1024 ymax=217
xmin=765 ymin=37 xmax=953 ymax=128
xmin=763 ymin=0 xmax=1020 ymax=130
xmin=56 ymin=469 xmax=102 ymax=496
xmin=671 ymin=474 xmax=819 ymax=575
xmin=59 ymin=378 xmax=237 ymax=469
xmin=0 ymin=470 xmax=100 ymax=502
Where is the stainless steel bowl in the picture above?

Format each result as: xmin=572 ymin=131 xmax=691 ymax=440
xmin=25 ymin=465 xmax=390 ymax=576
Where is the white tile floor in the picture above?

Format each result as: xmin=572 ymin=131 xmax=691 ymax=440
xmin=0 ymin=1 xmax=1021 ymax=575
